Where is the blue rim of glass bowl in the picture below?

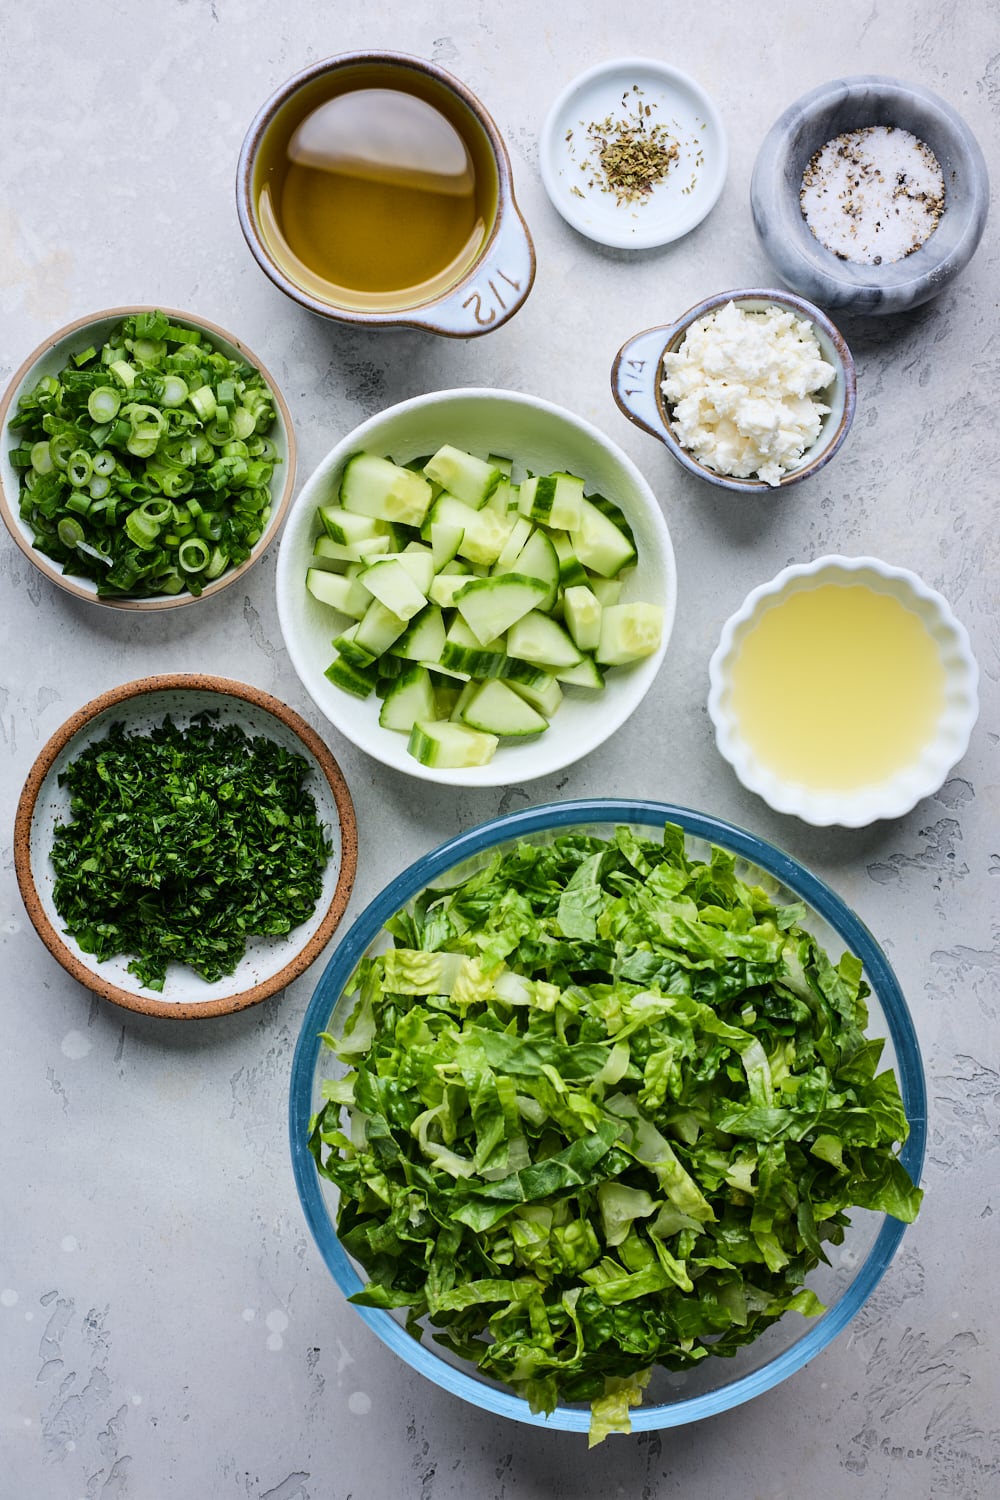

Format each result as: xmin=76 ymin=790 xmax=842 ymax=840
xmin=289 ymin=797 xmax=927 ymax=1432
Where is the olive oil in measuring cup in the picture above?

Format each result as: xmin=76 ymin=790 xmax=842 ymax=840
xmin=729 ymin=581 xmax=946 ymax=790
xmin=253 ymin=66 xmax=498 ymax=312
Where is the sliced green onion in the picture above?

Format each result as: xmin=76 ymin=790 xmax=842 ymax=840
xmin=177 ymin=537 xmax=211 ymax=573
xmin=92 ymin=450 xmax=117 ymax=477
xmin=124 ymin=508 xmax=162 ymax=549
xmin=87 ymin=386 xmax=121 ymax=423
xmin=57 ymin=516 xmax=85 ymax=547
xmin=161 ymin=374 xmax=189 ymax=407
xmin=188 ymin=385 xmax=216 ymax=422
xmin=109 ymin=359 xmax=136 ymax=388
xmin=89 ymin=476 xmax=111 ymax=500
xmin=30 ymin=440 xmax=53 ymax=474
xmin=67 ymin=450 xmax=93 ymax=486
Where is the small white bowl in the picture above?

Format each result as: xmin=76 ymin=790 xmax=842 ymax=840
xmin=612 ymin=289 xmax=856 ymax=493
xmin=14 ymin=675 xmax=358 ymax=1018
xmin=539 ymin=58 xmax=727 ymax=249
xmin=708 ymin=556 xmax=979 ymax=827
xmin=275 ymin=388 xmax=678 ymax=786
xmin=0 ymin=307 xmax=296 ymax=610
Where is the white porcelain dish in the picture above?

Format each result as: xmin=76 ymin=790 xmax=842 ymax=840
xmin=14 ymin=675 xmax=358 ymax=1018
xmin=0 ymin=307 xmax=296 ymax=610
xmin=275 ymin=388 xmax=678 ymax=786
xmin=539 ymin=58 xmax=727 ymax=249
xmin=707 ymin=556 xmax=979 ymax=827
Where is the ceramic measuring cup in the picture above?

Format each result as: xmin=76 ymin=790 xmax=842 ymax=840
xmin=237 ymin=52 xmax=536 ymax=337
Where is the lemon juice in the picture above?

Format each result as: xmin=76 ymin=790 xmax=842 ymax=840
xmin=729 ymin=582 xmax=946 ymax=790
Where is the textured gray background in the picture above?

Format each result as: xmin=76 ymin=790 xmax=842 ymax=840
xmin=1 ymin=3 xmax=997 ymax=1498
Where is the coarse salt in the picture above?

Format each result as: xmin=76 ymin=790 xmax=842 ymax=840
xmin=800 ymin=126 xmax=945 ymax=265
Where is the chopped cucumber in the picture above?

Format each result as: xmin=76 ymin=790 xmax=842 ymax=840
xmin=596 ymin=603 xmax=664 ymax=665
xmin=307 ymin=443 xmax=664 ymax=768
xmin=454 ymin=573 xmax=549 ymax=645
xmin=506 ymin=611 xmax=582 ymax=670
xmin=379 ymin=665 xmax=439 ymax=732
xmin=306 ymin=566 xmax=371 ymax=619
xmin=460 ymin=679 xmax=548 ymax=737
xmin=408 ymin=719 xmax=499 ymax=768
xmin=423 ymin=444 xmax=502 ymax=509
xmin=340 ymin=452 xmax=434 ymax=527
xmin=562 ymin=584 xmax=602 ymax=652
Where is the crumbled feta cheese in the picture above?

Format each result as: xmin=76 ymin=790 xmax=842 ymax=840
xmin=660 ymin=301 xmax=836 ymax=486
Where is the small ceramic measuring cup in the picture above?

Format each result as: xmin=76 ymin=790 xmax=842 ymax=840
xmin=611 ymin=288 xmax=856 ymax=492
xmin=237 ymin=52 xmax=535 ymax=337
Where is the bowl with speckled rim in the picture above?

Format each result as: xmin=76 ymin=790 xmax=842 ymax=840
xmin=14 ymin=674 xmax=358 ymax=1019
xmin=290 ymin=798 xmax=926 ymax=1435
xmin=0 ymin=307 xmax=296 ymax=609
xmin=750 ymin=76 xmax=989 ymax=316
xmin=612 ymin=288 xmax=856 ymax=493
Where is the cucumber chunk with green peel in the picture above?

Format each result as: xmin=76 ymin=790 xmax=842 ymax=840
xmin=324 ymin=654 xmax=376 ymax=698
xmin=318 ymin=504 xmax=390 ymax=546
xmin=507 ymin=672 xmax=563 ymax=718
xmin=570 ymin=496 xmax=637 ymax=577
xmin=354 ymin=597 xmax=410 ymax=656
xmin=407 ymin=719 xmax=499 ymax=768
xmin=454 ymin=573 xmax=549 ymax=645
xmin=563 ymin=584 xmax=602 ymax=652
xmin=441 ymin=617 xmax=509 ymax=678
xmin=589 ymin=575 xmax=623 ymax=607
xmin=505 ymin=527 xmax=560 ymax=609
xmin=506 ymin=610 xmax=583 ymax=670
xmin=306 ymin=566 xmax=371 ymax=619
xmin=358 ymin=557 xmax=428 ymax=620
xmin=460 ymin=679 xmax=549 ymax=737
xmin=388 ymin=604 xmax=447 ymax=663
xmin=555 ymin=654 xmax=606 ymax=689
xmin=332 ymin=624 xmax=376 ymax=669
xmin=491 ymin=515 xmax=533 ymax=573
xmin=425 ymin=493 xmax=515 ymax=567
xmin=423 ymin=445 xmax=502 ymax=509
xmin=312 ymin=533 xmax=391 ymax=570
xmin=429 ymin=521 xmax=464 ymax=570
xmin=550 ymin=530 xmax=590 ymax=589
xmin=378 ymin=665 xmax=439 ymax=731
xmin=595 ymin=603 xmax=664 ymax=664
xmin=429 ymin=570 xmax=476 ymax=608
xmin=517 ymin=471 xmax=584 ymax=531
xmin=341 ymin=452 xmax=435 ymax=526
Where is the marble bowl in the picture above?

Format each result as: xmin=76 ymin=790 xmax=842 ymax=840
xmin=275 ymin=388 xmax=677 ymax=786
xmin=14 ymin=675 xmax=358 ymax=1019
xmin=0 ymin=307 xmax=296 ymax=610
xmin=612 ymin=289 xmax=856 ymax=493
xmin=750 ymin=76 xmax=989 ymax=316
xmin=708 ymin=556 xmax=980 ymax=827
xmin=290 ymin=798 xmax=926 ymax=1434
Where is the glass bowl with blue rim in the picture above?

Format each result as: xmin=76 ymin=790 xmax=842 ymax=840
xmin=289 ymin=798 xmax=926 ymax=1436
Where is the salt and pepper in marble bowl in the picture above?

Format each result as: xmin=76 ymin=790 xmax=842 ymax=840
xmin=750 ymin=76 xmax=989 ymax=316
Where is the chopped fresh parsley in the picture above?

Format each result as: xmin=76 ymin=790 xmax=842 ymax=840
xmin=51 ymin=713 xmax=331 ymax=990
xmin=309 ymin=822 xmax=921 ymax=1442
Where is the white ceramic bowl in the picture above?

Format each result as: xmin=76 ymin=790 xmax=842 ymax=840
xmin=275 ymin=388 xmax=678 ymax=786
xmin=0 ymin=307 xmax=296 ymax=610
xmin=14 ymin=675 xmax=358 ymax=1018
xmin=708 ymin=556 xmax=979 ymax=827
xmin=539 ymin=57 xmax=727 ymax=250
xmin=612 ymin=288 xmax=856 ymax=493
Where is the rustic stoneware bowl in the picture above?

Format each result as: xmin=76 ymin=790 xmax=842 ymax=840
xmin=14 ymin=675 xmax=358 ymax=1019
xmin=0 ymin=307 xmax=296 ymax=610
xmin=612 ymin=288 xmax=856 ymax=493
xmin=750 ymin=76 xmax=989 ymax=315
xmin=236 ymin=51 xmax=535 ymax=336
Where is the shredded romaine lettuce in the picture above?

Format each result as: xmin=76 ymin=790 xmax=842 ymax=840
xmin=309 ymin=823 xmax=921 ymax=1441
